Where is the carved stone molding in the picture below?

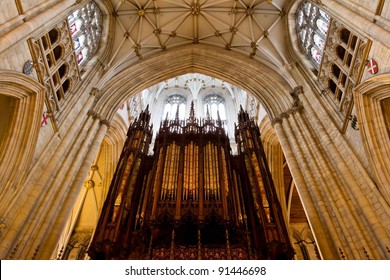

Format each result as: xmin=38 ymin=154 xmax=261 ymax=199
xmin=91 ymin=165 xmax=99 ymax=171
xmin=311 ymin=0 xmax=323 ymax=5
xmin=87 ymin=110 xmax=100 ymax=120
xmin=271 ymin=86 xmax=304 ymax=126
xmin=100 ymin=119 xmax=111 ymax=128
xmin=0 ymin=71 xmax=45 ymax=204
xmin=85 ymin=180 xmax=95 ymax=189
xmin=90 ymin=87 xmax=102 ymax=99
xmin=354 ymin=73 xmax=390 ymax=203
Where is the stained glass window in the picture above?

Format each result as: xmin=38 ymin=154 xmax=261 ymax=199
xmin=204 ymin=95 xmax=226 ymax=121
xmin=311 ymin=47 xmax=322 ymax=64
xmin=163 ymin=95 xmax=186 ymax=120
xmin=68 ymin=1 xmax=102 ymax=68
xmin=313 ymin=34 xmax=325 ymax=49
xmin=316 ymin=18 xmax=329 ymax=34
xmin=296 ymin=1 xmax=330 ymax=69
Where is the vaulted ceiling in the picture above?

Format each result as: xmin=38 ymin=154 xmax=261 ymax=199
xmin=66 ymin=1 xmax=307 ymax=251
xmin=107 ymin=0 xmax=289 ymax=69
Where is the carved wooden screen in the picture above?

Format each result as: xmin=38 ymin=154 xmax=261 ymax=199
xmin=89 ymin=104 xmax=293 ymax=260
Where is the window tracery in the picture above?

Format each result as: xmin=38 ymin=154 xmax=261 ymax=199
xmin=296 ymin=1 xmax=330 ymax=69
xmin=27 ymin=1 xmax=103 ymax=130
xmin=296 ymin=1 xmax=369 ymax=132
xmin=163 ymin=95 xmax=186 ymax=120
xmin=68 ymin=1 xmax=102 ymax=68
xmin=204 ymin=94 xmax=226 ymax=121
xmin=28 ymin=21 xmax=80 ymax=122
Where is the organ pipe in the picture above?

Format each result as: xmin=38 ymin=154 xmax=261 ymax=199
xmin=89 ymin=103 xmax=293 ymax=260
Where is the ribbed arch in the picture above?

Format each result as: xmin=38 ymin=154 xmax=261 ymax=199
xmin=0 ymin=70 xmax=45 ymax=210
xmin=94 ymin=45 xmax=294 ymax=122
xmin=354 ymin=73 xmax=390 ymax=204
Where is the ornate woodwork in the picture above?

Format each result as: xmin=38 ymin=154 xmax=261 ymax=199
xmin=89 ymin=103 xmax=293 ymax=260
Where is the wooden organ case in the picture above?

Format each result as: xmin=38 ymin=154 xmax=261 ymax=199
xmin=89 ymin=104 xmax=293 ymax=260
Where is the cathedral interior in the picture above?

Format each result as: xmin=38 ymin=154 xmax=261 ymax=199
xmin=0 ymin=0 xmax=389 ymax=260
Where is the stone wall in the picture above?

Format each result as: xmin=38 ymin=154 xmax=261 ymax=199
xmin=0 ymin=0 xmax=19 ymax=26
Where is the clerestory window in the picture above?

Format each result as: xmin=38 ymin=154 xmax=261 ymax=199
xmin=163 ymin=95 xmax=186 ymax=120
xmin=68 ymin=1 xmax=102 ymax=68
xmin=204 ymin=94 xmax=226 ymax=121
xmin=296 ymin=1 xmax=330 ymax=69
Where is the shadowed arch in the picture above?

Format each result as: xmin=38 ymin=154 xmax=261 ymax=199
xmin=0 ymin=70 xmax=45 ymax=204
xmin=259 ymin=116 xmax=287 ymax=218
xmin=94 ymin=45 xmax=294 ymax=121
xmin=354 ymin=73 xmax=390 ymax=203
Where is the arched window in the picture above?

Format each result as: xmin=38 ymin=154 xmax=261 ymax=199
xmin=68 ymin=1 xmax=102 ymax=68
xmin=48 ymin=28 xmax=60 ymax=45
xmin=296 ymin=1 xmax=330 ymax=69
xmin=163 ymin=95 xmax=186 ymax=120
xmin=204 ymin=94 xmax=226 ymax=121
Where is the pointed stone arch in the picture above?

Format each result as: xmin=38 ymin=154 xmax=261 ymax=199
xmin=94 ymin=44 xmax=294 ymax=122
xmin=89 ymin=44 xmax=390 ymax=260
xmin=259 ymin=116 xmax=287 ymax=218
xmin=0 ymin=70 xmax=45 ymax=202
xmin=354 ymin=73 xmax=390 ymax=203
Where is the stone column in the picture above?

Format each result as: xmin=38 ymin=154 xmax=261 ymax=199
xmin=273 ymin=118 xmax=338 ymax=259
xmin=287 ymin=112 xmax=370 ymax=259
xmin=0 ymin=93 xmax=96 ymax=260
xmin=21 ymin=114 xmax=101 ymax=259
xmin=299 ymin=92 xmax=390 ymax=259
xmin=16 ymin=113 xmax=99 ymax=259
xmin=38 ymin=118 xmax=109 ymax=259
xmin=272 ymin=86 xmax=390 ymax=259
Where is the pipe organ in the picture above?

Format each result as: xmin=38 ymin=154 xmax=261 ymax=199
xmin=89 ymin=104 xmax=293 ymax=260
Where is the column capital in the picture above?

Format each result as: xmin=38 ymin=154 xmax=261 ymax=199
xmin=99 ymin=119 xmax=111 ymax=128
xmin=87 ymin=110 xmax=101 ymax=120
xmin=271 ymin=112 xmax=290 ymax=126
xmin=288 ymin=104 xmax=304 ymax=114
xmin=90 ymin=87 xmax=101 ymax=98
xmin=270 ymin=117 xmax=283 ymax=126
xmin=271 ymin=86 xmax=304 ymax=126
xmin=290 ymin=86 xmax=304 ymax=101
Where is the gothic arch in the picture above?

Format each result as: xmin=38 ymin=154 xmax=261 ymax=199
xmin=285 ymin=0 xmax=313 ymax=71
xmin=259 ymin=116 xmax=287 ymax=218
xmin=285 ymin=0 xmax=331 ymax=78
xmin=100 ymin=113 xmax=129 ymax=201
xmin=74 ymin=0 xmax=115 ymax=73
xmin=290 ymin=226 xmax=318 ymax=260
xmin=0 ymin=70 xmax=45 ymax=200
xmin=354 ymin=73 xmax=390 ymax=203
xmin=94 ymin=44 xmax=294 ymax=122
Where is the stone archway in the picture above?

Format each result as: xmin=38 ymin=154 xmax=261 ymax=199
xmin=0 ymin=70 xmax=45 ymax=214
xmin=4 ymin=43 xmax=388 ymax=260
xmin=94 ymin=44 xmax=295 ymax=122
xmin=354 ymin=74 xmax=390 ymax=204
xmin=89 ymin=44 xmax=390 ymax=260
xmin=93 ymin=46 xmax=337 ymax=257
